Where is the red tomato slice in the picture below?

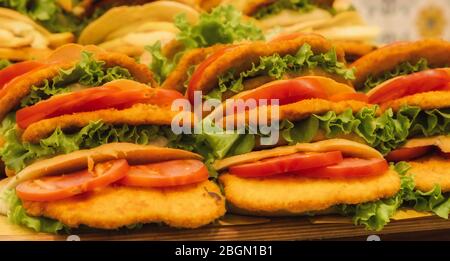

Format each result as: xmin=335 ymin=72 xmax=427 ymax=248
xmin=119 ymin=159 xmax=209 ymax=187
xmin=328 ymin=92 xmax=369 ymax=103
xmin=229 ymin=151 xmax=343 ymax=178
xmin=385 ymin=146 xmax=433 ymax=162
xmin=293 ymin=158 xmax=388 ymax=178
xmin=0 ymin=61 xmax=46 ymax=89
xmin=367 ymin=69 xmax=450 ymax=104
xmin=16 ymin=159 xmax=129 ymax=202
xmin=187 ymin=46 xmax=238 ymax=103
xmin=16 ymin=83 xmax=184 ymax=129
xmin=238 ymin=78 xmax=328 ymax=106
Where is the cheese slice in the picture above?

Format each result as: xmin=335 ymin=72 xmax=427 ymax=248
xmin=403 ymin=135 xmax=450 ymax=153
xmin=213 ymin=138 xmax=383 ymax=171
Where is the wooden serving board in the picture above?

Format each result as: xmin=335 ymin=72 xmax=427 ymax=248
xmin=1 ymin=210 xmax=450 ymax=241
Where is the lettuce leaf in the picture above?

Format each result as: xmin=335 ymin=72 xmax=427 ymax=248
xmin=4 ymin=189 xmax=65 ymax=233
xmin=208 ymin=43 xmax=355 ymax=100
xmin=405 ymin=107 xmax=450 ymax=138
xmin=362 ymin=58 xmax=429 ymax=92
xmin=0 ymin=115 xmax=172 ymax=172
xmin=147 ymin=5 xmax=264 ymax=84
xmin=281 ymin=106 xmax=411 ymax=155
xmin=196 ymin=104 xmax=450 ymax=162
xmin=175 ymin=5 xmax=264 ymax=49
xmin=406 ymin=186 xmax=450 ymax=219
xmin=336 ymin=162 xmax=414 ymax=231
xmin=20 ymin=51 xmax=133 ymax=107
xmin=145 ymin=42 xmax=179 ymax=85
xmin=0 ymin=59 xmax=11 ymax=70
xmin=253 ymin=0 xmax=315 ymax=19
xmin=0 ymin=0 xmax=81 ymax=33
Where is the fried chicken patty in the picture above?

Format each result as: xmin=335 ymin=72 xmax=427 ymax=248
xmin=219 ymin=169 xmax=400 ymax=216
xmin=161 ymin=45 xmax=224 ymax=91
xmin=23 ymin=180 xmax=225 ymax=229
xmin=407 ymin=155 xmax=450 ymax=193
xmin=21 ymin=103 xmax=189 ymax=143
xmin=379 ymin=91 xmax=450 ymax=112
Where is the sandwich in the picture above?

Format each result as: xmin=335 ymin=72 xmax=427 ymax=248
xmin=167 ymin=35 xmax=424 ymax=230
xmin=78 ymin=1 xmax=200 ymax=57
xmin=0 ymin=143 xmax=225 ymax=232
xmin=352 ymin=39 xmax=450 ymax=218
xmin=215 ymin=139 xmax=400 ymax=222
xmin=164 ymin=33 xmax=356 ymax=102
xmin=0 ymin=42 xmax=225 ymax=233
xmin=0 ymin=43 xmax=179 ymax=176
xmin=0 ymin=8 xmax=74 ymax=62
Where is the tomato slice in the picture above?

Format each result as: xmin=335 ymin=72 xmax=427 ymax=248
xmin=119 ymin=159 xmax=209 ymax=187
xmin=293 ymin=158 xmax=388 ymax=178
xmin=16 ymin=159 xmax=129 ymax=202
xmin=238 ymin=78 xmax=328 ymax=106
xmin=367 ymin=69 xmax=450 ymax=104
xmin=328 ymin=92 xmax=369 ymax=103
xmin=0 ymin=61 xmax=46 ymax=89
xmin=16 ymin=82 xmax=184 ymax=129
xmin=229 ymin=151 xmax=343 ymax=178
xmin=385 ymin=146 xmax=433 ymax=162
xmin=187 ymin=46 xmax=238 ymax=103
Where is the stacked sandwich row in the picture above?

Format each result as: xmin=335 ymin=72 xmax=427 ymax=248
xmin=0 ymin=1 xmax=376 ymax=63
xmin=0 ymin=34 xmax=448 ymax=233
xmin=0 ymin=2 xmax=448 ymax=234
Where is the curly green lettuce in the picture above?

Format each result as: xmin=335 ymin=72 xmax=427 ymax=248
xmin=362 ymin=58 xmax=429 ymax=92
xmin=336 ymin=162 xmax=413 ymax=231
xmin=0 ymin=59 xmax=11 ymax=70
xmin=0 ymin=0 xmax=82 ymax=33
xmin=206 ymin=43 xmax=355 ymax=100
xmin=175 ymin=5 xmax=264 ymax=49
xmin=4 ymin=189 xmax=66 ymax=233
xmin=195 ymin=104 xmax=450 ymax=163
xmin=145 ymin=42 xmax=179 ymax=85
xmin=0 ymin=114 xmax=176 ymax=172
xmin=20 ymin=51 xmax=133 ymax=107
xmin=147 ymin=5 xmax=264 ymax=84
xmin=406 ymin=186 xmax=450 ymax=219
xmin=253 ymin=0 xmax=315 ymax=19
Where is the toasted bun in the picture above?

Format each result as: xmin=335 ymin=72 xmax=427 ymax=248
xmin=352 ymin=39 xmax=450 ymax=89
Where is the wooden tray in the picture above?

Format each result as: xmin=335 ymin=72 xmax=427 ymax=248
xmin=1 ymin=211 xmax=450 ymax=241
